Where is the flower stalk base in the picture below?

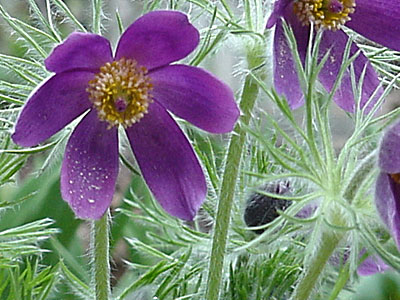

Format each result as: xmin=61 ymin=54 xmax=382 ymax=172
xmin=293 ymin=230 xmax=343 ymax=300
xmin=92 ymin=211 xmax=111 ymax=300
xmin=205 ymin=41 xmax=266 ymax=300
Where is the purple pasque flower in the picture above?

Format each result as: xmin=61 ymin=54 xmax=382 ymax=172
xmin=12 ymin=11 xmax=239 ymax=221
xmin=357 ymin=254 xmax=390 ymax=276
xmin=375 ymin=120 xmax=400 ymax=250
xmin=266 ymin=0 xmax=400 ymax=112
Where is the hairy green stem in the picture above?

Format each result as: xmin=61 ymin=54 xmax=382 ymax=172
xmin=342 ymin=150 xmax=377 ymax=203
xmin=92 ymin=0 xmax=102 ymax=34
xmin=293 ymin=230 xmax=343 ymax=300
xmin=92 ymin=211 xmax=111 ymax=300
xmin=328 ymin=263 xmax=350 ymax=300
xmin=205 ymin=42 xmax=265 ymax=300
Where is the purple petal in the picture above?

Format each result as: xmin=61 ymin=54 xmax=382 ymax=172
xmin=150 ymin=65 xmax=239 ymax=133
xmin=378 ymin=121 xmax=400 ymax=174
xmin=375 ymin=173 xmax=392 ymax=229
xmin=273 ymin=17 xmax=308 ymax=109
xmin=347 ymin=0 xmax=400 ymax=52
xmin=61 ymin=110 xmax=119 ymax=220
xmin=12 ymin=71 xmax=94 ymax=147
xmin=125 ymin=101 xmax=206 ymax=220
xmin=375 ymin=172 xmax=400 ymax=250
xmin=115 ymin=11 xmax=199 ymax=70
xmin=317 ymin=29 xmax=383 ymax=112
xmin=296 ymin=201 xmax=319 ymax=219
xmin=266 ymin=0 xmax=293 ymax=28
xmin=358 ymin=255 xmax=390 ymax=276
xmin=45 ymin=32 xmax=112 ymax=73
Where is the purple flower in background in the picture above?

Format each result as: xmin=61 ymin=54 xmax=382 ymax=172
xmin=12 ymin=11 xmax=239 ymax=220
xmin=357 ymin=254 xmax=390 ymax=276
xmin=375 ymin=121 xmax=400 ymax=250
xmin=266 ymin=0 xmax=400 ymax=112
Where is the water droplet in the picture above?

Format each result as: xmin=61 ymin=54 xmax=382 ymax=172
xmin=88 ymin=199 xmax=95 ymax=203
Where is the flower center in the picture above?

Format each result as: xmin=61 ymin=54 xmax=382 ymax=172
xmin=87 ymin=58 xmax=153 ymax=128
xmin=391 ymin=173 xmax=400 ymax=185
xmin=293 ymin=0 xmax=356 ymax=31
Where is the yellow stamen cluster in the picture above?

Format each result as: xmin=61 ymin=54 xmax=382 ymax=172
xmin=293 ymin=0 xmax=356 ymax=31
xmin=87 ymin=58 xmax=153 ymax=128
xmin=391 ymin=173 xmax=400 ymax=185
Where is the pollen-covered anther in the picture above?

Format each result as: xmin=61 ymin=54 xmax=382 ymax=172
xmin=293 ymin=0 xmax=356 ymax=31
xmin=87 ymin=58 xmax=153 ymax=128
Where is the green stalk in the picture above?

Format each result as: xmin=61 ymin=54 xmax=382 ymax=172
xmin=92 ymin=0 xmax=102 ymax=35
xmin=328 ymin=263 xmax=350 ymax=300
xmin=205 ymin=42 xmax=265 ymax=300
xmin=293 ymin=230 xmax=343 ymax=300
xmin=92 ymin=211 xmax=111 ymax=300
